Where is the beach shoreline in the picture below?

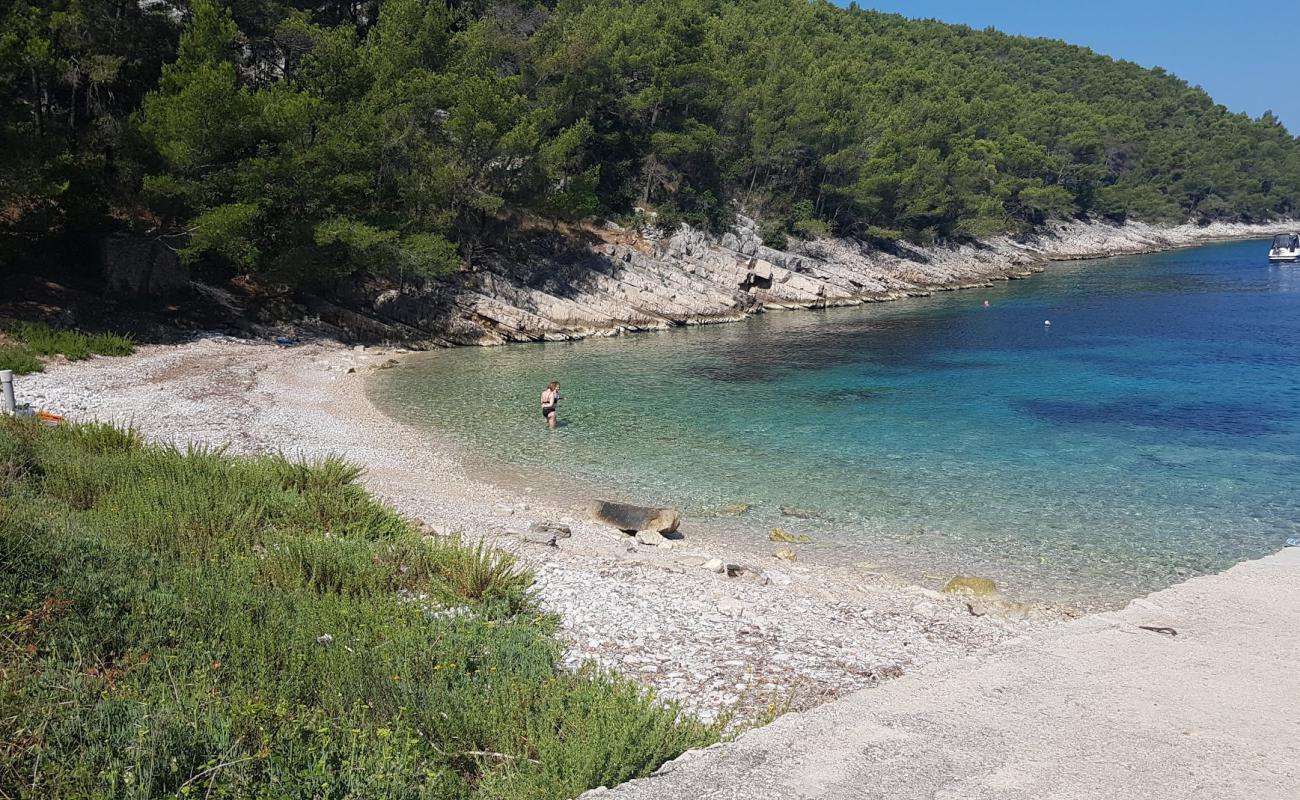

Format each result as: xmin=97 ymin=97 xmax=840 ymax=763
xmin=17 ymin=336 xmax=1064 ymax=723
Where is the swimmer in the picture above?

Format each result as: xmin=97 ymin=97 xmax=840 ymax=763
xmin=540 ymin=381 xmax=562 ymax=428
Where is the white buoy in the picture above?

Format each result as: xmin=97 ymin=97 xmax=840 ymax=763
xmin=1043 ymin=320 xmax=1052 ymax=326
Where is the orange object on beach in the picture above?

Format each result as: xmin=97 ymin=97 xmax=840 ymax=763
xmin=35 ymin=411 xmax=64 ymax=425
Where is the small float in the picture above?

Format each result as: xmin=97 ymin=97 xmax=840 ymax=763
xmin=1268 ymin=232 xmax=1300 ymax=263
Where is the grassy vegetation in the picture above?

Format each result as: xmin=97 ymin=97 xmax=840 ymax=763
xmin=0 ymin=418 xmax=718 ymax=799
xmin=0 ymin=322 xmax=135 ymax=375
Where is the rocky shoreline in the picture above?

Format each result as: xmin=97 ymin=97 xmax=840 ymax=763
xmin=322 ymin=217 xmax=1286 ymax=346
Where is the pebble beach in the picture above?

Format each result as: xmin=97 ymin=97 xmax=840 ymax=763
xmin=16 ymin=337 xmax=1057 ymax=723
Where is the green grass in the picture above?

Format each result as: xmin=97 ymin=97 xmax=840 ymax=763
xmin=0 ymin=322 xmax=135 ymax=375
xmin=0 ymin=419 xmax=718 ymax=799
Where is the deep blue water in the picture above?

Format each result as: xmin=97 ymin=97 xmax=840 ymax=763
xmin=372 ymin=239 xmax=1300 ymax=605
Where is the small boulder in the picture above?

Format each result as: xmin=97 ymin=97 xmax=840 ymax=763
xmin=522 ymin=530 xmax=559 ymax=547
xmin=765 ymin=569 xmax=792 ymax=587
xmin=591 ymin=500 xmax=680 ymax=534
xmin=635 ymin=530 xmax=668 ymax=547
xmin=774 ymin=547 xmax=797 ymax=562
xmin=702 ymin=558 xmax=725 ymax=573
xmin=528 ymin=521 xmax=573 ymax=538
xmin=942 ymin=576 xmax=999 ymax=597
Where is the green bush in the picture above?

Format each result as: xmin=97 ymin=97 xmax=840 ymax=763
xmin=0 ymin=345 xmax=43 ymax=375
xmin=0 ymin=418 xmax=717 ymax=799
xmin=13 ymin=322 xmax=135 ymax=360
xmin=0 ymin=323 xmax=135 ymax=375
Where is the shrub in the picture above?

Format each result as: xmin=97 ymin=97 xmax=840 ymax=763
xmin=0 ymin=323 xmax=135 ymax=375
xmin=0 ymin=418 xmax=718 ymax=798
xmin=0 ymin=344 xmax=43 ymax=375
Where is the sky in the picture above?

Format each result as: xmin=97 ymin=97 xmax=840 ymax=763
xmin=840 ymin=1 xmax=1297 ymax=135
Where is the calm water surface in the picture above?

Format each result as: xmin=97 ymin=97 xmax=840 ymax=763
xmin=371 ymin=239 xmax=1300 ymax=606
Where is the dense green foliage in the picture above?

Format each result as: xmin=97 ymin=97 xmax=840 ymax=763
xmin=0 ymin=418 xmax=718 ymax=798
xmin=0 ymin=322 xmax=135 ymax=374
xmin=3 ymin=0 xmax=1298 ymax=285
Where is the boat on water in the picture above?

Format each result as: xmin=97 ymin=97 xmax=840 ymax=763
xmin=1268 ymin=232 xmax=1300 ymax=263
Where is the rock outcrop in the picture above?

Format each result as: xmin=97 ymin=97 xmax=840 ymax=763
xmin=329 ymin=216 xmax=1281 ymax=346
xmin=101 ymin=236 xmax=191 ymax=299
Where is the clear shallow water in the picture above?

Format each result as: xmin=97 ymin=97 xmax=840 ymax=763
xmin=371 ymin=239 xmax=1300 ymax=606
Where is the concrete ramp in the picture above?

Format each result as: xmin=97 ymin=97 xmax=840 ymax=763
xmin=594 ymin=549 xmax=1300 ymax=800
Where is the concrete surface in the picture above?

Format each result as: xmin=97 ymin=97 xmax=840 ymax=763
xmin=593 ymin=548 xmax=1300 ymax=800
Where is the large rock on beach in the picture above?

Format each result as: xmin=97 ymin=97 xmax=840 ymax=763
xmin=590 ymin=500 xmax=680 ymax=534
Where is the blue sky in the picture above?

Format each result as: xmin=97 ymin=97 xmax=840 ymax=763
xmin=841 ymin=1 xmax=1297 ymax=135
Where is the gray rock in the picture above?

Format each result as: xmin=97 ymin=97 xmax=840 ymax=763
xmin=702 ymin=558 xmax=725 ymax=573
xmin=522 ymin=530 xmax=560 ymax=547
xmin=529 ymin=521 xmax=573 ymax=538
xmin=591 ymin=500 xmax=680 ymax=534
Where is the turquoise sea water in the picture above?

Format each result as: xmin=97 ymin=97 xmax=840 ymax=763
xmin=371 ymin=239 xmax=1300 ymax=606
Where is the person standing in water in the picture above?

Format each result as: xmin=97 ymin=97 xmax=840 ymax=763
xmin=540 ymin=381 xmax=562 ymax=428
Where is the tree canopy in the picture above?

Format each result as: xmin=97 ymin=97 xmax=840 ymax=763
xmin=3 ymin=0 xmax=1298 ymax=285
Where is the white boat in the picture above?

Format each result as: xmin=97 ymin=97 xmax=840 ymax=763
xmin=1268 ymin=232 xmax=1300 ymax=263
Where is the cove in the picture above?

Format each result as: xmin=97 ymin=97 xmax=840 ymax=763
xmin=370 ymin=239 xmax=1300 ymax=607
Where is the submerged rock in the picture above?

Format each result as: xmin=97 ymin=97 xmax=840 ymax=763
xmin=769 ymin=528 xmax=813 ymax=544
xmin=699 ymin=502 xmax=751 ymax=518
xmin=942 ymin=576 xmax=999 ymax=597
xmin=591 ymin=500 xmax=681 ymax=534
xmin=774 ymin=547 xmax=797 ymax=562
xmin=779 ymin=505 xmax=824 ymax=520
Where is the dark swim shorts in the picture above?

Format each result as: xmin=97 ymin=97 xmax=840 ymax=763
xmin=542 ymin=405 xmax=556 ymax=418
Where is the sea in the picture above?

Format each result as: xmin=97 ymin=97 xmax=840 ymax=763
xmin=370 ymin=239 xmax=1300 ymax=607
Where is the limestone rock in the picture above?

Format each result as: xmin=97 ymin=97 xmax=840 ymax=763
xmin=774 ymin=547 xmax=797 ymax=562
xmin=635 ymin=530 xmax=668 ymax=547
xmin=702 ymin=558 xmax=725 ymax=573
xmin=591 ymin=500 xmax=680 ymax=534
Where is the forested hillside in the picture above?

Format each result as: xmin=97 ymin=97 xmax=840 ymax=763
xmin=4 ymin=0 xmax=1299 ymax=290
